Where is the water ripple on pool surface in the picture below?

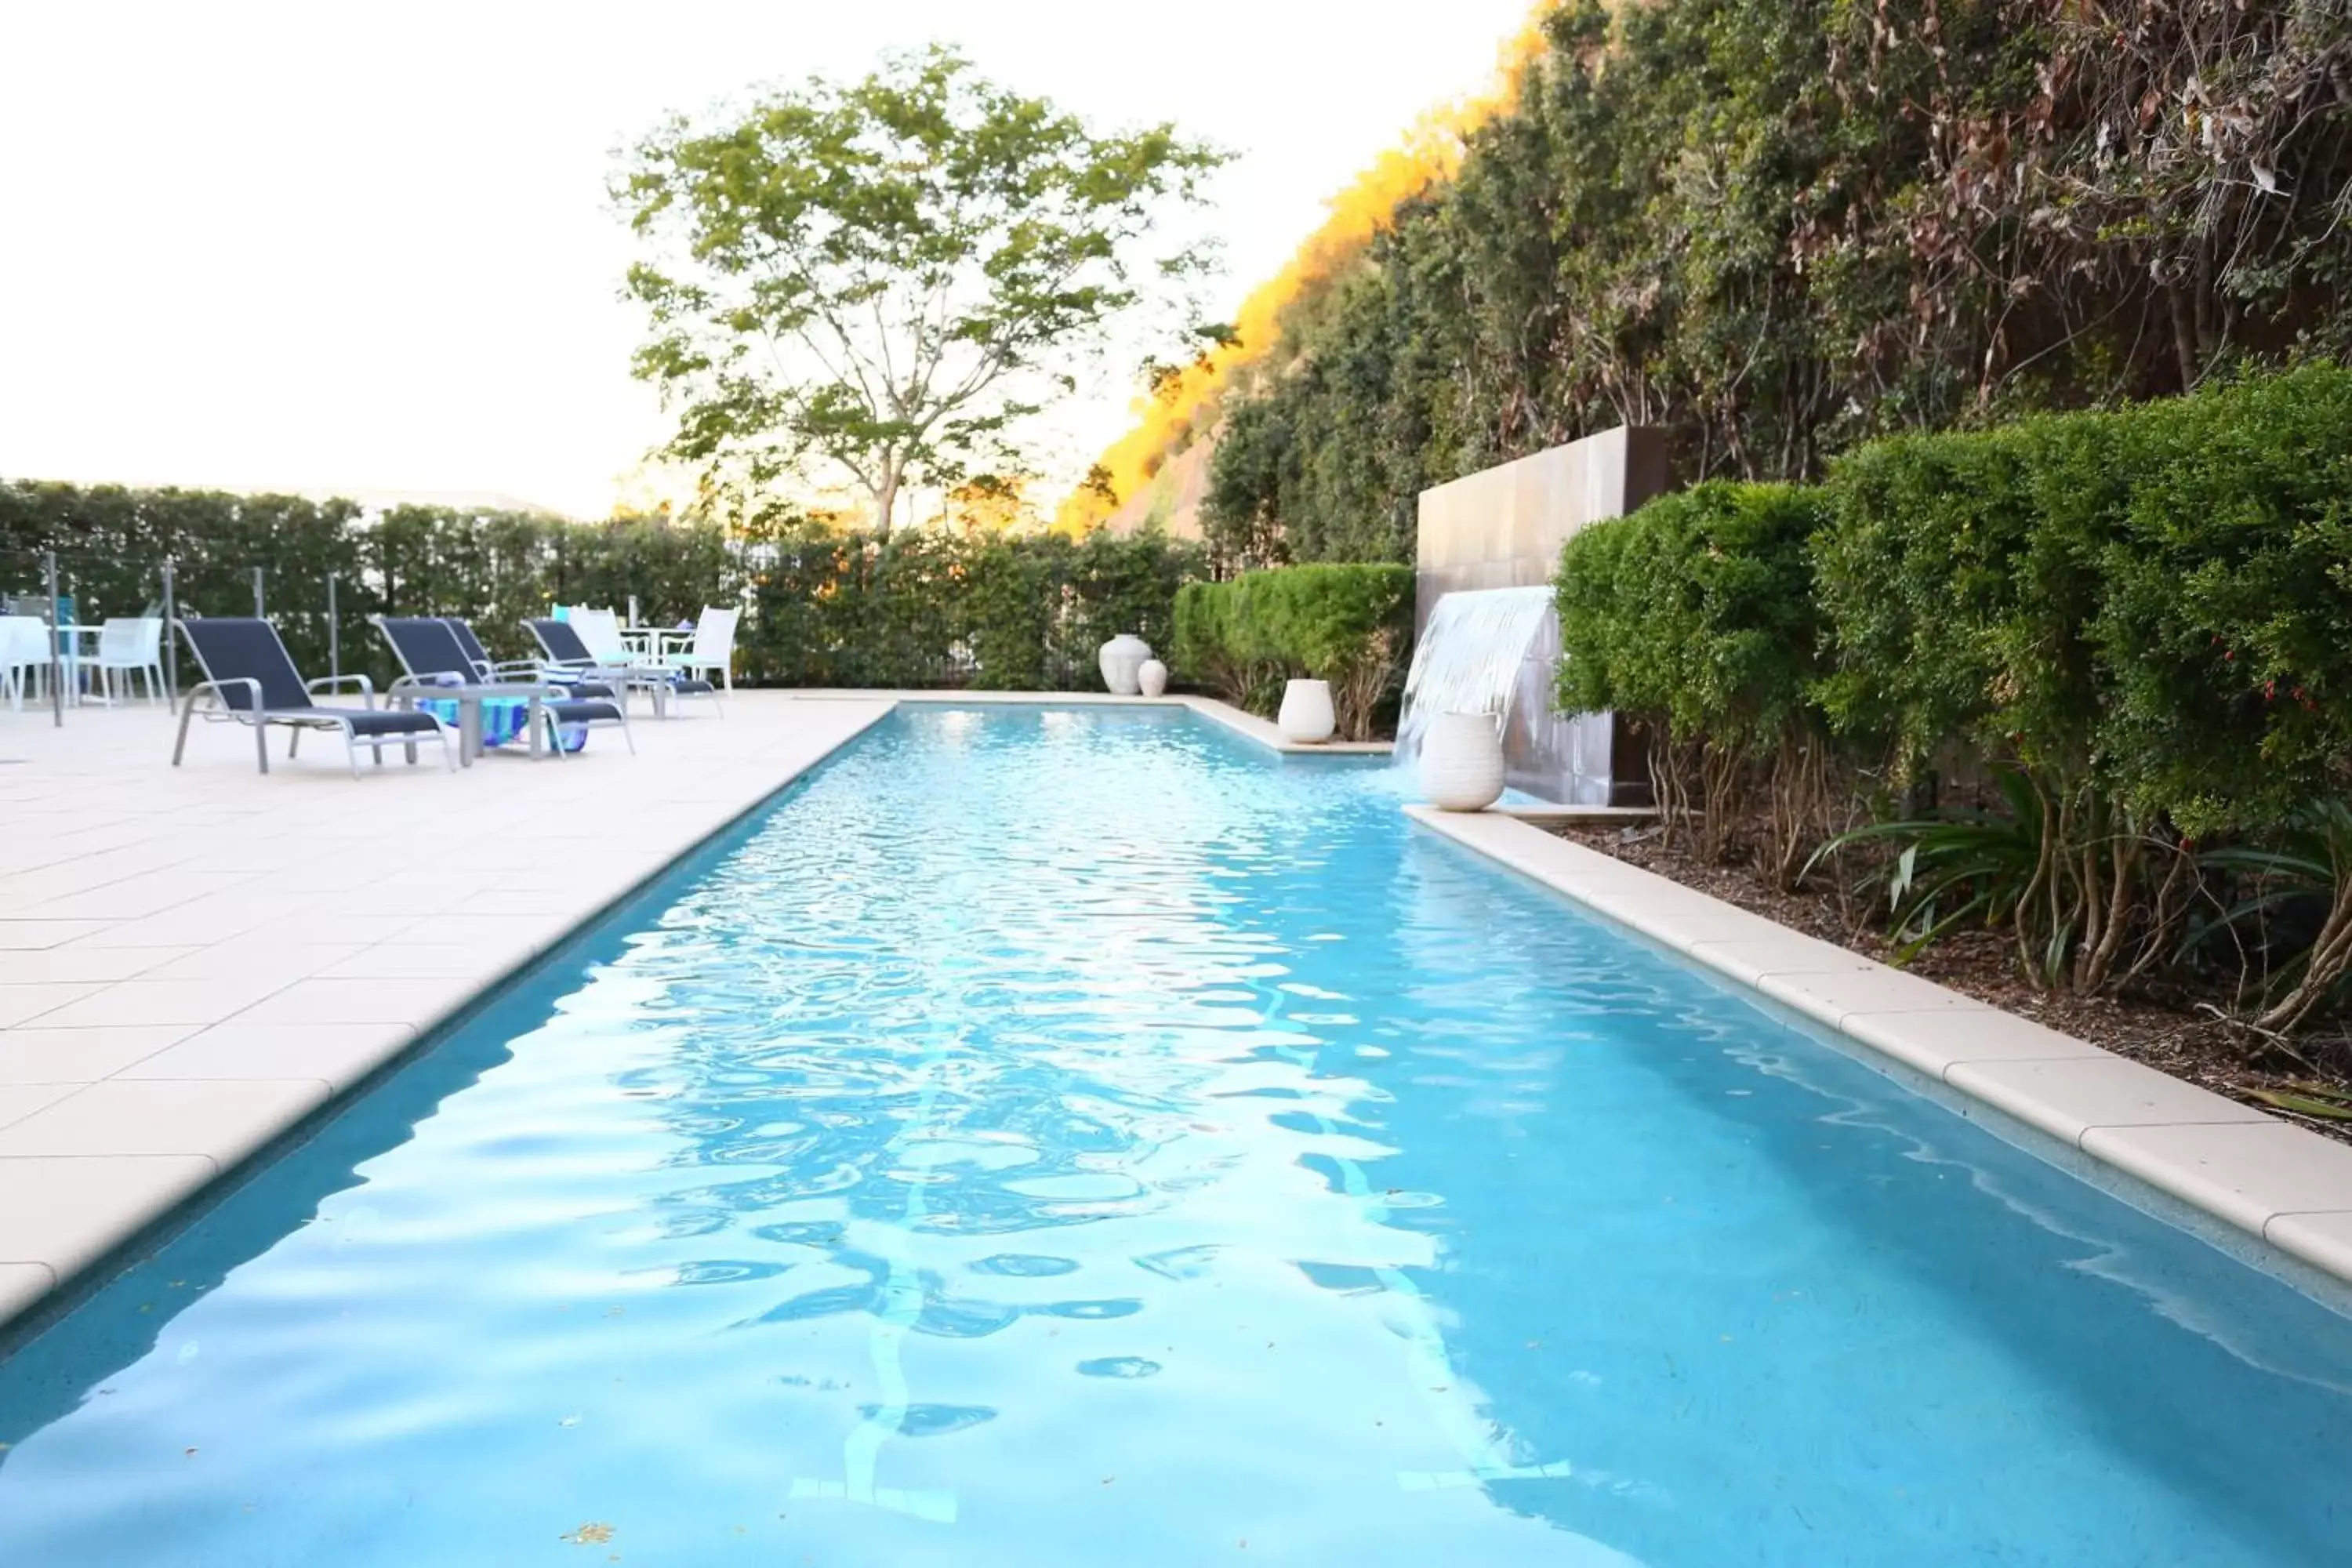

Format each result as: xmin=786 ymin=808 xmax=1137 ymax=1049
xmin=3 ymin=706 xmax=2352 ymax=1565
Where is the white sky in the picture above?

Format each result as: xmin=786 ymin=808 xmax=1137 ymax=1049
xmin=0 ymin=0 xmax=1534 ymax=519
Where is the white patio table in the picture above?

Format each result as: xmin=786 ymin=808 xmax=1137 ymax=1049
xmin=619 ymin=624 xmax=694 ymax=661
xmin=388 ymin=682 xmax=554 ymax=767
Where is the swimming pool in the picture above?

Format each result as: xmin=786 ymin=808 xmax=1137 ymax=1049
xmin=2 ymin=705 xmax=2349 ymax=1564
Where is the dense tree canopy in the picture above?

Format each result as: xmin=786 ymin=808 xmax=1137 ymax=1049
xmin=1196 ymin=0 xmax=2352 ymax=568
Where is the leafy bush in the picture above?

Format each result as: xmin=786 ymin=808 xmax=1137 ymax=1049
xmin=1191 ymin=0 xmax=2352 ymax=570
xmin=1171 ymin=574 xmax=1272 ymax=711
xmin=1542 ymin=365 xmax=2352 ymax=1027
xmin=737 ymin=521 xmax=1201 ymax=691
xmin=2089 ymin=371 xmax=2352 ymax=840
xmin=1555 ymin=481 xmax=1829 ymax=876
xmin=1810 ymin=362 xmax=2352 ymax=1015
xmin=0 ymin=479 xmax=1205 ymax=698
xmin=1172 ymin=564 xmax=1413 ymax=739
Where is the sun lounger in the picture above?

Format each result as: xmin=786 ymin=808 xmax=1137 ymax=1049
xmin=374 ymin=617 xmax=632 ymax=758
xmin=172 ymin=616 xmax=453 ymax=779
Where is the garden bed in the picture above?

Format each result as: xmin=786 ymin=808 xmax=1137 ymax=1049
xmin=1552 ymin=820 xmax=2352 ymax=1146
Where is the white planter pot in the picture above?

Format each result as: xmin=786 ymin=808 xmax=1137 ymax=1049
xmin=1277 ymin=677 xmax=1336 ymax=743
xmin=1098 ymin=633 xmax=1152 ymax=695
xmin=1137 ymin=658 xmax=1168 ymax=699
xmin=1421 ymin=710 xmax=1505 ymax=811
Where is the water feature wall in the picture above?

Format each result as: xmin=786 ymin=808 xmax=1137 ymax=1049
xmin=1395 ymin=586 xmax=1620 ymax=805
xmin=1410 ymin=426 xmax=1667 ymax=804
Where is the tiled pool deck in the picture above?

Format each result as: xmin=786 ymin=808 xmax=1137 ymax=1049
xmin=2 ymin=693 xmax=2349 ymax=1334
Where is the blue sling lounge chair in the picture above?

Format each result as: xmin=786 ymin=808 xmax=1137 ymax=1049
xmin=373 ymin=616 xmax=633 ymax=757
xmin=172 ymin=616 xmax=453 ymax=779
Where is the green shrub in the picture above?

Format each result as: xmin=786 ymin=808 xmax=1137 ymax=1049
xmin=735 ymin=521 xmax=1203 ymax=690
xmin=2089 ymin=368 xmax=2352 ymax=839
xmin=1812 ymin=413 xmax=2129 ymax=789
xmin=1555 ymin=481 xmax=1830 ymax=875
xmin=1809 ymin=362 xmax=2352 ymax=1013
xmin=1172 ymin=563 xmax=1412 ymax=739
xmin=0 ymin=478 xmax=1206 ymax=696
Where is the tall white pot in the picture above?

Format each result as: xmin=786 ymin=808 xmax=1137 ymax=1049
xmin=1098 ymin=633 xmax=1152 ymax=695
xmin=1277 ymin=678 xmax=1336 ymax=743
xmin=1421 ymin=710 xmax=1506 ymax=811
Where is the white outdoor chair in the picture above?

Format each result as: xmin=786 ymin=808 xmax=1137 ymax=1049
xmin=568 ymin=608 xmax=632 ymax=666
xmin=93 ymin=617 xmax=167 ymax=706
xmin=665 ymin=606 xmax=739 ymax=695
xmin=0 ymin=616 xmax=48 ymax=712
xmin=580 ymin=606 xmax=716 ymax=713
xmin=525 ymin=614 xmax=678 ymax=717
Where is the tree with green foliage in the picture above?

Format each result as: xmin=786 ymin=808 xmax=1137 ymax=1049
xmin=1200 ymin=0 xmax=2352 ymax=568
xmin=615 ymin=45 xmax=1226 ymax=532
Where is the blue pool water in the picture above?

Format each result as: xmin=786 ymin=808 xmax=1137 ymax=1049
xmin=3 ymin=706 xmax=2350 ymax=1565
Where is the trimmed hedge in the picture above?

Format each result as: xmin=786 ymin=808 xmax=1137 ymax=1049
xmin=1552 ymin=362 xmax=2352 ymax=1025
xmin=1555 ymin=481 xmax=1829 ymax=875
xmin=1172 ymin=563 xmax=1412 ymax=739
xmin=0 ymin=482 xmax=741 ymax=690
xmin=0 ymin=481 xmax=1203 ymax=695
xmin=738 ymin=522 xmax=1201 ymax=689
xmin=1814 ymin=365 xmax=2352 ymax=841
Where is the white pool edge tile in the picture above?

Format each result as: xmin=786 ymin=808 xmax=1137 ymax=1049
xmin=1404 ymin=803 xmax=2352 ymax=1287
xmin=0 ymin=1261 xmax=56 ymax=1321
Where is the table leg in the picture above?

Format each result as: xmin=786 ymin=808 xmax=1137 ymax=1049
xmin=460 ymin=698 xmax=482 ymax=768
xmin=528 ymin=694 xmax=545 ymax=758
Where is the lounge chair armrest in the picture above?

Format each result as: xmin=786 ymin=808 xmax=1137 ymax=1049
xmin=306 ymin=672 xmax=376 ymax=706
xmin=183 ymin=677 xmax=263 ymax=717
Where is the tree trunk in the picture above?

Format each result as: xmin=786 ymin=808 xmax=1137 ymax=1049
xmin=873 ymin=461 xmax=902 ymax=535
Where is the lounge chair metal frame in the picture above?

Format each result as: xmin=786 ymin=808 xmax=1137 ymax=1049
xmin=172 ymin=617 xmax=456 ymax=779
xmin=372 ymin=615 xmax=635 ymax=759
xmin=523 ymin=617 xmax=673 ymax=716
xmin=445 ymin=617 xmax=618 ymax=701
xmin=524 ymin=616 xmax=720 ymax=720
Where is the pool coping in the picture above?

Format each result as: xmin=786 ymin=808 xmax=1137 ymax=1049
xmin=1403 ymin=804 xmax=2352 ymax=1287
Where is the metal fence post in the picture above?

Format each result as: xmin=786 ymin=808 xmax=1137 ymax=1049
xmin=162 ymin=560 xmax=178 ymax=706
xmin=327 ymin=574 xmax=339 ymax=681
xmin=252 ymin=567 xmax=265 ymax=619
xmin=43 ymin=551 xmax=63 ymax=728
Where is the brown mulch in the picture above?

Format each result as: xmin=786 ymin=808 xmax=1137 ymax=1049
xmin=1551 ymin=820 xmax=2352 ymax=1145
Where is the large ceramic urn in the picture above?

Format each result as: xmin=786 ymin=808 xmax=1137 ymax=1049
xmin=1277 ymin=678 xmax=1336 ymax=744
xmin=1098 ymin=634 xmax=1152 ymax=695
xmin=1421 ymin=710 xmax=1505 ymax=811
